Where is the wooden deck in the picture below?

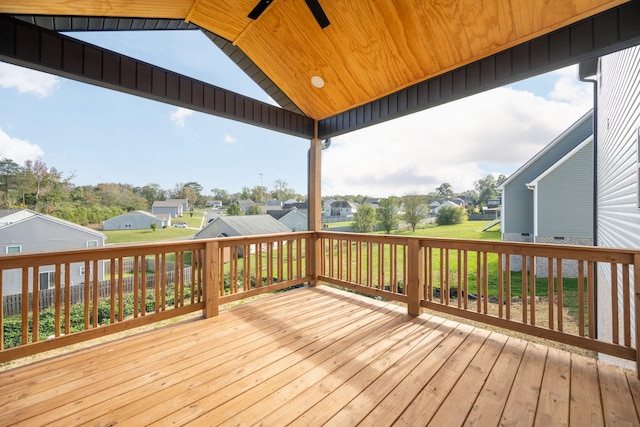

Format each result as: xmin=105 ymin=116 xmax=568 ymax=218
xmin=1 ymin=286 xmax=639 ymax=426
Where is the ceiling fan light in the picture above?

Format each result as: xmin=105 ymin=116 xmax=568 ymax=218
xmin=311 ymin=75 xmax=325 ymax=88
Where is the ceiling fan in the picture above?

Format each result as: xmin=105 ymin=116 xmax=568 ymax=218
xmin=248 ymin=0 xmax=330 ymax=29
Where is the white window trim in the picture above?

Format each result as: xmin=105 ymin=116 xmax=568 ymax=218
xmin=86 ymin=240 xmax=99 ymax=248
xmin=6 ymin=245 xmax=21 ymax=254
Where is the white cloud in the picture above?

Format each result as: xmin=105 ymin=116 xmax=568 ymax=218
xmin=0 ymin=128 xmax=45 ymax=164
xmin=224 ymin=134 xmax=237 ymax=144
xmin=169 ymin=107 xmax=193 ymax=127
xmin=323 ymin=68 xmax=592 ymax=196
xmin=0 ymin=63 xmax=59 ymax=97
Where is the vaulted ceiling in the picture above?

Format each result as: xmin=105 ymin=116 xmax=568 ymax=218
xmin=1 ymin=0 xmax=639 ymax=138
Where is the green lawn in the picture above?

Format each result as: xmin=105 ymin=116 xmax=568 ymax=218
xmin=394 ymin=219 xmax=501 ymax=241
xmin=104 ymin=227 xmax=196 ymax=244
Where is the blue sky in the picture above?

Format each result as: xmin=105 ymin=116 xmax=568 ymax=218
xmin=0 ymin=30 xmax=593 ymax=198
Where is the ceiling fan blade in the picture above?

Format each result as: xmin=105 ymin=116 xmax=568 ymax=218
xmin=248 ymin=0 xmax=273 ymax=20
xmin=304 ymin=0 xmax=330 ymax=28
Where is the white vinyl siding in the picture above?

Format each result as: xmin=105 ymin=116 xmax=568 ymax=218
xmin=596 ymin=46 xmax=640 ymax=363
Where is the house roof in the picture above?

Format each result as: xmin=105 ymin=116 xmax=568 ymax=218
xmin=2 ymin=2 xmax=637 ymax=139
xmin=195 ymin=215 xmax=290 ymax=238
xmin=0 ymin=209 xmax=106 ymax=238
xmin=152 ymin=200 xmax=183 ymax=208
xmin=499 ymin=109 xmax=594 ymax=190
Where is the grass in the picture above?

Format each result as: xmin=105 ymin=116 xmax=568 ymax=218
xmin=395 ymin=219 xmax=501 ymax=240
xmin=104 ymin=227 xmax=196 ymax=244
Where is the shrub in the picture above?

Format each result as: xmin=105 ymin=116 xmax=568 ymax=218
xmin=435 ymin=206 xmax=465 ymax=225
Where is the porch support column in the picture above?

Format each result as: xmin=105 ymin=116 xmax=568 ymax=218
xmin=635 ymin=253 xmax=640 ymax=375
xmin=309 ymin=126 xmax=322 ymax=286
xmin=204 ymin=240 xmax=220 ymax=318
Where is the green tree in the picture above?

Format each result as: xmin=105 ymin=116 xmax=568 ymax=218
xmin=436 ymin=182 xmax=454 ymax=200
xmin=377 ymin=197 xmax=399 ymax=234
xmin=211 ymin=188 xmax=230 ymax=204
xmin=135 ymin=183 xmax=165 ymax=207
xmin=0 ymin=158 xmax=24 ymax=208
xmin=436 ymin=206 xmax=465 ymax=225
xmin=403 ymin=193 xmax=428 ymax=232
xmin=226 ymin=202 xmax=243 ymax=216
xmin=246 ymin=204 xmax=263 ymax=215
xmin=353 ymin=204 xmax=376 ymax=233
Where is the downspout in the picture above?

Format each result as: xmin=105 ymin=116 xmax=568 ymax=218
xmin=579 ymin=59 xmax=599 ymax=337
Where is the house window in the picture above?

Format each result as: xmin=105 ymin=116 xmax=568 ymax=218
xmin=124 ymin=222 xmax=132 ymax=228
xmin=79 ymin=265 xmax=93 ymax=276
xmin=6 ymin=245 xmax=21 ymax=254
xmin=87 ymin=240 xmax=98 ymax=248
xmin=39 ymin=271 xmax=55 ymax=290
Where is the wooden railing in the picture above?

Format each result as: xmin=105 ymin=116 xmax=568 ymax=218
xmin=318 ymin=231 xmax=640 ymax=368
xmin=2 ymin=230 xmax=639 ymax=370
xmin=0 ymin=232 xmax=311 ymax=363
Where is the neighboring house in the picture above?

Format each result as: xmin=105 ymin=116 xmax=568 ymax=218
xmin=0 ymin=210 xmax=106 ymax=295
xmin=194 ymin=215 xmax=291 ymax=239
xmin=431 ymin=200 xmax=464 ymax=215
xmin=323 ymin=198 xmax=337 ymax=217
xmin=330 ymin=200 xmax=357 ymax=217
xmin=235 ymin=199 xmax=255 ymax=213
xmin=205 ymin=200 xmax=223 ymax=208
xmin=266 ymin=200 xmax=283 ymax=210
xmin=363 ymin=198 xmax=380 ymax=209
xmin=151 ymin=199 xmax=186 ymax=218
xmin=270 ymin=208 xmax=308 ymax=231
xmin=499 ymin=110 xmax=594 ymax=250
xmin=591 ymin=46 xmax=640 ymax=368
xmin=102 ymin=210 xmax=167 ymax=230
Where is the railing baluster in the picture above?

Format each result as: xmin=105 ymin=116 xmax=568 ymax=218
xmin=506 ymin=254 xmax=511 ymax=320
xmin=0 ymin=271 xmax=3 ymax=351
xmin=556 ymin=259 xmax=563 ymax=332
xmin=55 ymin=264 xmax=62 ymax=336
xmin=588 ymin=261 xmax=595 ymax=338
xmin=497 ymin=252 xmax=503 ymax=317
xmin=529 ymin=257 xmax=536 ymax=326
xmin=612 ymin=262 xmax=619 ymax=344
xmin=476 ymin=251 xmax=481 ymax=312
xmin=21 ymin=267 xmax=29 ymax=345
xmin=521 ymin=256 xmax=527 ymax=324
xmin=444 ymin=249 xmax=449 ymax=305
xmin=483 ymin=252 xmax=489 ymax=314
xmin=32 ymin=267 xmax=39 ymax=342
xmin=463 ymin=250 xmax=468 ymax=310
xmin=548 ymin=258 xmax=554 ymax=329
xmin=93 ymin=259 xmax=99 ymax=325
xmin=623 ymin=264 xmax=631 ymax=347
xmin=578 ymin=260 xmax=585 ymax=336
xmin=118 ymin=257 xmax=124 ymax=321
xmin=65 ymin=263 xmax=71 ymax=334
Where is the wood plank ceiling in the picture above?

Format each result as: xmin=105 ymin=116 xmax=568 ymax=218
xmin=0 ymin=0 xmax=630 ymax=121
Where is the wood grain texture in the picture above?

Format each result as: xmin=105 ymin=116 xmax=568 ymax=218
xmin=1 ymin=286 xmax=639 ymax=426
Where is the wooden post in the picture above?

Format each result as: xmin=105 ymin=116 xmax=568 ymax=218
xmin=634 ymin=253 xmax=640 ymax=375
xmin=407 ymin=238 xmax=423 ymax=316
xmin=308 ymin=132 xmax=322 ymax=287
xmin=204 ymin=241 xmax=220 ymax=318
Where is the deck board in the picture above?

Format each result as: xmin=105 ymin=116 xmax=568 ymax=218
xmin=1 ymin=285 xmax=639 ymax=427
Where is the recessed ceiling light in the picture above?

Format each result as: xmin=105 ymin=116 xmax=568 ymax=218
xmin=311 ymin=75 xmax=325 ymax=88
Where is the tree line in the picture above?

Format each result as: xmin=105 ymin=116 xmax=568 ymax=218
xmin=0 ymin=156 xmax=504 ymax=227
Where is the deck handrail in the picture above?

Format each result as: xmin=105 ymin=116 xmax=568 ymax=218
xmin=0 ymin=232 xmax=311 ymax=363
xmin=317 ymin=231 xmax=640 ymax=371
xmin=2 ymin=230 xmax=639 ymax=372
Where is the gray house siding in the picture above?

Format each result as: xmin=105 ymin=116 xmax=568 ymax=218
xmin=103 ymin=211 xmax=163 ymax=230
xmin=595 ymin=46 xmax=640 ymax=367
xmin=501 ymin=110 xmax=593 ymax=242
xmin=535 ymin=138 xmax=594 ymax=239
xmin=1 ymin=214 xmax=106 ymax=295
xmin=278 ymin=210 xmax=308 ymax=231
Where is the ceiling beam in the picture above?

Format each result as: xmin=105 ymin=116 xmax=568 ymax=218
xmin=0 ymin=15 xmax=315 ymax=139
xmin=318 ymin=1 xmax=640 ymax=139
